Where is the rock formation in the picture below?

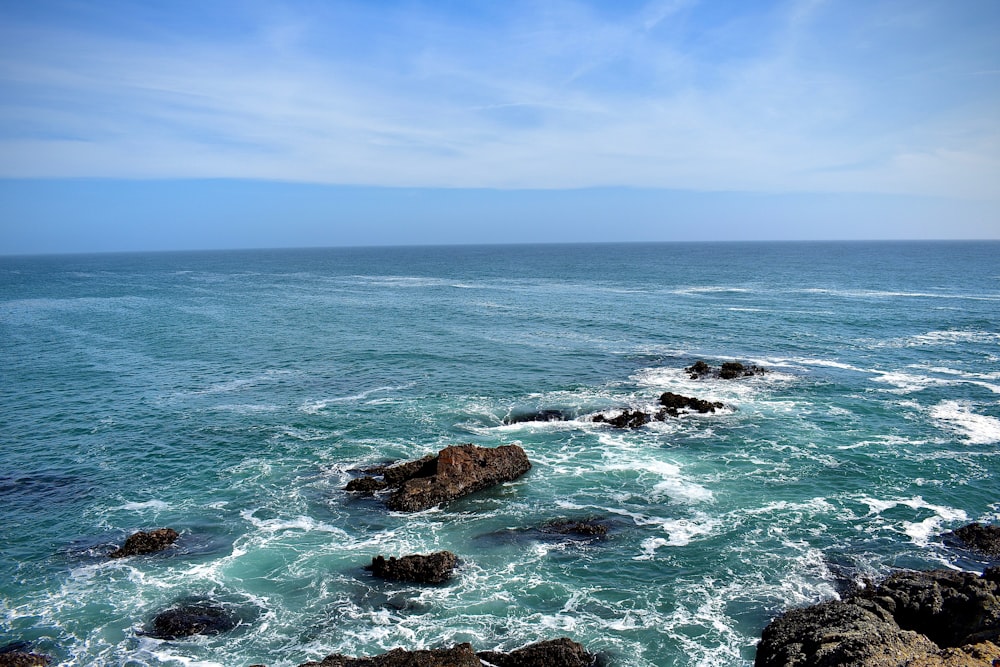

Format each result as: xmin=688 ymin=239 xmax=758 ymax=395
xmin=755 ymin=568 xmax=1000 ymax=667
xmin=296 ymin=638 xmax=597 ymax=667
xmin=367 ymin=551 xmax=458 ymax=584
xmin=686 ymin=360 xmax=767 ymax=380
xmin=943 ymin=523 xmax=1000 ymax=558
xmin=0 ymin=643 xmax=50 ymax=667
xmin=589 ymin=391 xmax=725 ymax=428
xmin=144 ymin=600 xmax=238 ymax=640
xmin=109 ymin=528 xmax=179 ymax=558
xmin=346 ymin=444 xmax=532 ymax=512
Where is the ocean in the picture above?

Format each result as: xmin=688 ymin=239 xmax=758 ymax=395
xmin=1 ymin=241 xmax=998 ymax=666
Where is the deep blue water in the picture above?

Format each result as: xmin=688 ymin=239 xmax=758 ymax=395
xmin=1 ymin=241 xmax=999 ymax=666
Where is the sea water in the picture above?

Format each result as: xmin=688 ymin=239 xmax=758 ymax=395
xmin=1 ymin=241 xmax=998 ymax=666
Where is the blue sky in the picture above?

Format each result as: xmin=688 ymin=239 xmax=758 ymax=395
xmin=1 ymin=0 xmax=998 ymax=253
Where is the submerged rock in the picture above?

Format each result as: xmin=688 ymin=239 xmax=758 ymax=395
xmin=943 ymin=523 xmax=1000 ymax=558
xmin=297 ymin=638 xmax=597 ymax=667
xmin=538 ymin=519 xmax=610 ymax=539
xmin=347 ymin=444 xmax=532 ymax=512
xmin=589 ymin=391 xmax=725 ymax=428
xmin=109 ymin=528 xmax=179 ymax=558
xmin=367 ymin=551 xmax=458 ymax=584
xmin=144 ymin=600 xmax=239 ymax=640
xmin=755 ymin=568 xmax=1000 ymax=667
xmin=503 ymin=409 xmax=574 ymax=424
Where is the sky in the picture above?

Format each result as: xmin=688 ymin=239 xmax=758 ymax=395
xmin=1 ymin=0 xmax=998 ymax=254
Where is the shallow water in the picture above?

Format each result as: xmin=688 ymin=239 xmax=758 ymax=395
xmin=1 ymin=241 xmax=998 ymax=666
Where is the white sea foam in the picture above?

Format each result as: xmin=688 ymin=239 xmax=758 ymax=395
xmin=858 ymin=495 xmax=968 ymax=546
xmin=929 ymin=400 xmax=1000 ymax=444
xmin=115 ymin=499 xmax=170 ymax=512
xmin=300 ymin=383 xmax=414 ymax=414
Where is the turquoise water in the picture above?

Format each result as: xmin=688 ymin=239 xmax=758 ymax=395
xmin=2 ymin=241 xmax=999 ymax=666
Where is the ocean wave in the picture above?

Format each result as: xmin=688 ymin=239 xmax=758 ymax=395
xmin=929 ymin=400 xmax=1000 ymax=445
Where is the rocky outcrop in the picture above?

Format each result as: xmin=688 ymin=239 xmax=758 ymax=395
xmin=755 ymin=568 xmax=1000 ymax=667
xmin=477 ymin=637 xmax=599 ymax=666
xmin=296 ymin=638 xmax=597 ymax=667
xmin=109 ymin=528 xmax=179 ymax=558
xmin=591 ymin=409 xmax=651 ymax=428
xmin=347 ymin=445 xmax=532 ymax=512
xmin=944 ymin=523 xmax=1000 ymax=558
xmin=144 ymin=600 xmax=238 ymax=639
xmin=686 ymin=360 xmax=767 ymax=380
xmin=538 ymin=519 xmax=609 ymax=539
xmin=0 ymin=643 xmax=50 ymax=666
xmin=298 ymin=643 xmax=481 ymax=667
xmin=590 ymin=391 xmax=724 ymax=428
xmin=657 ymin=391 xmax=723 ymax=417
xmin=367 ymin=551 xmax=458 ymax=584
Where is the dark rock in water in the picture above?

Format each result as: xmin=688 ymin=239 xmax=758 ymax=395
xmin=539 ymin=519 xmax=609 ymax=539
xmin=345 ymin=477 xmax=389 ymax=495
xmin=347 ymin=445 xmax=531 ymax=512
xmin=686 ymin=359 xmax=767 ymax=380
xmin=755 ymin=568 xmax=1000 ymax=667
xmin=591 ymin=409 xmax=651 ymax=429
xmin=685 ymin=360 xmax=712 ymax=379
xmin=943 ymin=523 xmax=1000 ymax=558
xmin=657 ymin=392 xmax=724 ymax=416
xmin=504 ymin=409 xmax=573 ymax=424
xmin=477 ymin=637 xmax=599 ymax=667
xmin=144 ymin=600 xmax=238 ymax=639
xmin=298 ymin=642 xmax=481 ymax=666
xmin=296 ymin=638 xmax=597 ymax=667
xmin=109 ymin=528 xmax=179 ymax=558
xmin=367 ymin=551 xmax=458 ymax=584
xmin=0 ymin=643 xmax=50 ymax=667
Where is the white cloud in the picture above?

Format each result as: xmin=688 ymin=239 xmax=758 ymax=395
xmin=0 ymin=0 xmax=998 ymax=200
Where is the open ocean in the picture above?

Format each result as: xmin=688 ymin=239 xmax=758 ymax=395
xmin=2 ymin=241 xmax=999 ymax=666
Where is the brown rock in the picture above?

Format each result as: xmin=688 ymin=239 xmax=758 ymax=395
xmin=298 ymin=643 xmax=481 ymax=667
xmin=944 ymin=523 xmax=1000 ymax=558
xmin=477 ymin=637 xmax=597 ymax=666
xmin=367 ymin=551 xmax=458 ymax=584
xmin=108 ymin=528 xmax=179 ymax=558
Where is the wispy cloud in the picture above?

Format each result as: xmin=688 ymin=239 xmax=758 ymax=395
xmin=0 ymin=0 xmax=997 ymax=199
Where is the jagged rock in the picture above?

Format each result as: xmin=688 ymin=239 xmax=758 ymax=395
xmin=944 ymin=523 xmax=1000 ymax=558
xmin=298 ymin=643 xmax=482 ymax=666
xmin=144 ymin=600 xmax=238 ymax=639
xmin=591 ymin=409 xmax=651 ymax=428
xmin=108 ymin=528 xmax=179 ymax=558
xmin=297 ymin=638 xmax=597 ymax=667
xmin=657 ymin=391 xmax=724 ymax=416
xmin=503 ymin=409 xmax=573 ymax=424
xmin=0 ymin=643 xmax=50 ymax=667
xmin=686 ymin=360 xmax=767 ymax=380
xmin=755 ymin=569 xmax=1000 ymax=667
xmin=904 ymin=642 xmax=1000 ymax=666
xmin=477 ymin=637 xmax=598 ymax=667
xmin=539 ymin=519 xmax=609 ymax=538
xmin=367 ymin=551 xmax=458 ymax=584
xmin=346 ymin=445 xmax=532 ymax=512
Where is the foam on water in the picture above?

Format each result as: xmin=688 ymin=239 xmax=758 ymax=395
xmin=929 ymin=400 xmax=1000 ymax=444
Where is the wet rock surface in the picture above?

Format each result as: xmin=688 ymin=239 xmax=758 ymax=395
xmin=686 ymin=359 xmax=767 ymax=379
xmin=296 ymin=638 xmax=597 ymax=667
xmin=144 ymin=599 xmax=240 ymax=640
xmin=944 ymin=523 xmax=1000 ymax=558
xmin=589 ymin=390 xmax=725 ymax=428
xmin=367 ymin=551 xmax=458 ymax=585
xmin=0 ymin=643 xmax=50 ymax=667
xmin=108 ymin=528 xmax=179 ymax=558
xmin=755 ymin=568 xmax=1000 ymax=667
xmin=347 ymin=445 xmax=532 ymax=512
